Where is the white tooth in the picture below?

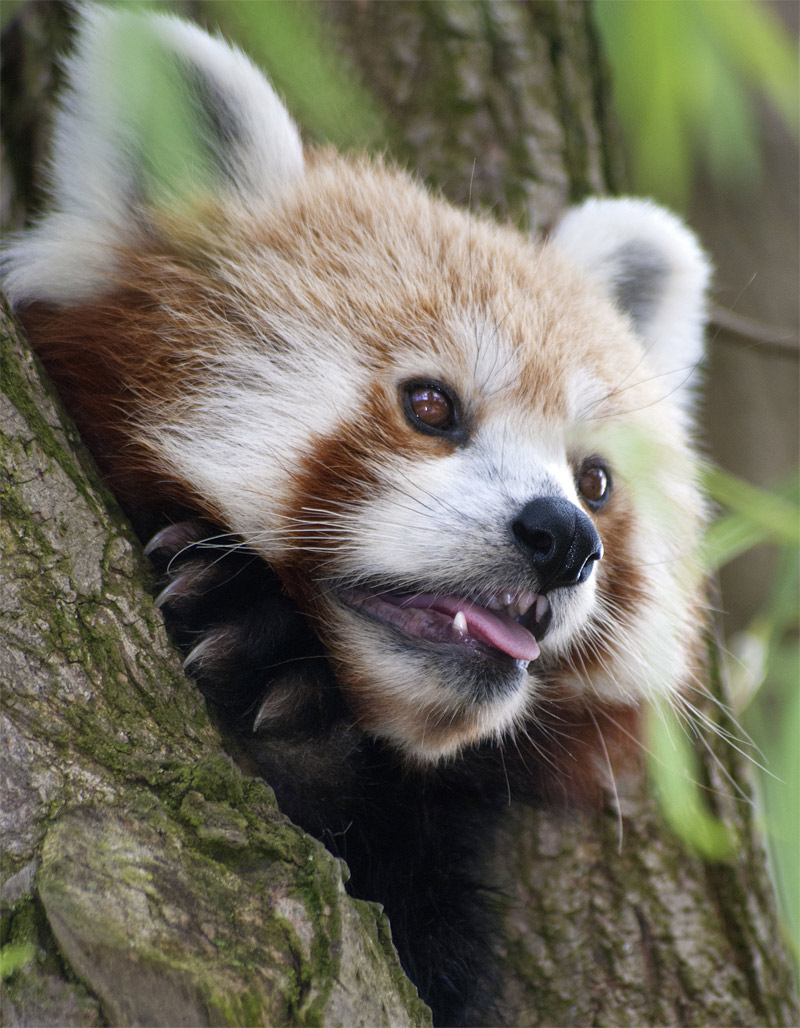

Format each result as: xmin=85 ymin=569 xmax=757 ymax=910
xmin=516 ymin=591 xmax=536 ymax=618
xmin=486 ymin=594 xmax=504 ymax=611
xmin=453 ymin=611 xmax=468 ymax=634
xmin=535 ymin=594 xmax=550 ymax=621
xmin=502 ymin=591 xmax=514 ymax=608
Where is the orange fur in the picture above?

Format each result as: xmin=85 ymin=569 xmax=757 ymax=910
xmin=6 ymin=15 xmax=709 ymax=768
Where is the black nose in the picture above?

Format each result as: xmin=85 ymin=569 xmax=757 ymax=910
xmin=511 ymin=497 xmax=602 ymax=591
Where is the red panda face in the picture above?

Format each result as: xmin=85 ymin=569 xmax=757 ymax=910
xmin=2 ymin=8 xmax=709 ymax=762
xmin=215 ymin=165 xmax=706 ymax=759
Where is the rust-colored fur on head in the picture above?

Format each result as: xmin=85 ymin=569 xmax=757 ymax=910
xmin=3 ymin=7 xmax=710 ymax=764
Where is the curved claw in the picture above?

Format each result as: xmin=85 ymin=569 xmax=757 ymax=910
xmin=144 ymin=520 xmax=208 ymax=557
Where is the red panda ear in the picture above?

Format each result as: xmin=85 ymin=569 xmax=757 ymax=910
xmin=2 ymin=7 xmax=304 ymax=307
xmin=552 ymin=198 xmax=711 ymax=413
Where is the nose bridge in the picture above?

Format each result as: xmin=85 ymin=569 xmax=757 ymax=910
xmin=511 ymin=496 xmax=602 ymax=591
xmin=480 ymin=446 xmax=577 ymax=511
xmin=475 ymin=414 xmax=574 ymax=490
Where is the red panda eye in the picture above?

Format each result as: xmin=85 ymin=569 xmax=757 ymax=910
xmin=402 ymin=381 xmax=459 ymax=435
xmin=577 ymin=459 xmax=612 ymax=511
xmin=411 ymin=388 xmax=450 ymax=427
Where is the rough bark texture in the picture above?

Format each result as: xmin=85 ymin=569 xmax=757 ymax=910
xmin=326 ymin=0 xmax=624 ymax=229
xmin=490 ymin=654 xmax=796 ymax=1027
xmin=1 ymin=2 xmax=797 ymax=1026
xmin=1 ymin=308 xmax=430 ymax=1028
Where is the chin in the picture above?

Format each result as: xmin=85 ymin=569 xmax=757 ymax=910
xmin=320 ymin=582 xmax=579 ymax=760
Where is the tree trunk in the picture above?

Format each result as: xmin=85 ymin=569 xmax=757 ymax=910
xmin=326 ymin=0 xmax=625 ymax=230
xmin=1 ymin=2 xmax=797 ymax=1026
xmin=1 ymin=305 xmax=430 ymax=1028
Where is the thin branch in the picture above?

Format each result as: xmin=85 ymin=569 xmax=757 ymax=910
xmin=710 ymin=304 xmax=799 ymax=359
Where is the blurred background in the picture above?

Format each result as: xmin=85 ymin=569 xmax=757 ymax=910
xmin=594 ymin=0 xmax=799 ymax=975
xmin=2 ymin=0 xmax=797 ymax=976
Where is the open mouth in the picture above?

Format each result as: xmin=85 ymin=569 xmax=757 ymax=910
xmin=340 ymin=587 xmax=552 ymax=665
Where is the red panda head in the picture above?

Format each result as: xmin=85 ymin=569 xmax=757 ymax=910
xmin=3 ymin=9 xmax=710 ymax=761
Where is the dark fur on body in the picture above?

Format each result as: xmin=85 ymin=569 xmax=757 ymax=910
xmin=149 ymin=521 xmax=512 ymax=1026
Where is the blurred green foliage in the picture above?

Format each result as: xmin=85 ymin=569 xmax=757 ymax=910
xmin=746 ymin=652 xmax=800 ymax=968
xmin=594 ymin=0 xmax=800 ymax=206
xmin=646 ymin=699 xmax=735 ymax=861
xmin=109 ymin=11 xmax=214 ymax=207
xmin=103 ymin=0 xmax=386 ymax=155
xmin=704 ymin=467 xmax=800 ymax=570
xmin=208 ymin=0 xmax=386 ymax=150
xmin=714 ymin=474 xmax=800 ymax=972
xmin=94 ymin=0 xmax=385 ymax=208
xmin=594 ymin=0 xmax=798 ymax=974
xmin=652 ymin=470 xmax=799 ymax=962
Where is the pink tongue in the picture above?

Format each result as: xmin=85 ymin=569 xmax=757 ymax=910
xmin=399 ymin=594 xmax=540 ymax=661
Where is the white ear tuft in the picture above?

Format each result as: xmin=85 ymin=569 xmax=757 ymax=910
xmin=553 ymin=198 xmax=711 ymax=410
xmin=3 ymin=6 xmax=304 ymax=306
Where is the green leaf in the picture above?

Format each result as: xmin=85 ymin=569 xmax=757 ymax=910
xmin=702 ymin=0 xmax=800 ymax=133
xmin=743 ymin=660 xmax=800 ymax=974
xmin=593 ymin=0 xmax=799 ymax=204
xmin=647 ymin=702 xmax=735 ymax=860
xmin=703 ymin=468 xmax=800 ymax=569
xmin=100 ymin=7 xmax=214 ymax=209
xmin=209 ymin=0 xmax=387 ymax=150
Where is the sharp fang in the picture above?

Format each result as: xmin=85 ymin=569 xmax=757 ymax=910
xmin=535 ymin=594 xmax=549 ymax=621
xmin=453 ymin=611 xmax=468 ymax=635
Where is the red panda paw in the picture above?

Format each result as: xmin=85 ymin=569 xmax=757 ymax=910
xmin=145 ymin=520 xmax=340 ymax=737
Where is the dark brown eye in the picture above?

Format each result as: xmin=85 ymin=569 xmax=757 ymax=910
xmin=576 ymin=458 xmax=612 ymax=511
xmin=402 ymin=380 xmax=460 ymax=436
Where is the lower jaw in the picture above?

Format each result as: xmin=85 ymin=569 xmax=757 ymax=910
xmin=357 ymin=677 xmax=531 ymax=762
xmin=356 ymin=637 xmax=531 ymax=751
xmin=319 ymin=600 xmax=536 ymax=757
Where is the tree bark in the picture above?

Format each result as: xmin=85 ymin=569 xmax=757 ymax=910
xmin=491 ymin=659 xmax=795 ymax=1027
xmin=1 ymin=306 xmax=430 ymax=1028
xmin=326 ymin=0 xmax=624 ymax=229
xmin=1 ymin=2 xmax=797 ymax=1026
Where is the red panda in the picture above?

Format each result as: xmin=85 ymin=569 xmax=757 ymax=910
xmin=3 ymin=8 xmax=710 ymax=1024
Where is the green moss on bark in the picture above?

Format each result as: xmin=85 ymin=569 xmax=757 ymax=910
xmin=2 ymin=307 xmax=430 ymax=1025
